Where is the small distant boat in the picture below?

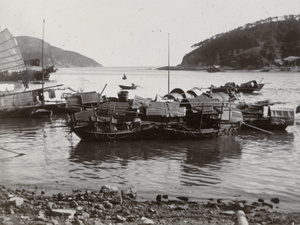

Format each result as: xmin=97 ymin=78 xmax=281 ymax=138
xmin=207 ymin=53 xmax=224 ymax=72
xmin=119 ymin=83 xmax=138 ymax=90
xmin=260 ymin=67 xmax=270 ymax=72
xmin=207 ymin=65 xmax=223 ymax=73
xmin=122 ymin=74 xmax=127 ymax=80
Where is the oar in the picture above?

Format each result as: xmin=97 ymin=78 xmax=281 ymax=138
xmin=259 ymin=78 xmax=264 ymax=84
xmin=0 ymin=148 xmax=25 ymax=156
xmin=242 ymin=122 xmax=274 ymax=135
xmin=287 ymin=125 xmax=298 ymax=135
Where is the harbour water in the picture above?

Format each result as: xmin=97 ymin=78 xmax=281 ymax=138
xmin=0 ymin=67 xmax=299 ymax=212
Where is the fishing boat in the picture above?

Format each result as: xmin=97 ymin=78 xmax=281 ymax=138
xmin=0 ymin=84 xmax=62 ymax=118
xmin=211 ymin=79 xmax=265 ymax=93
xmin=119 ymin=83 xmax=138 ymax=90
xmin=69 ymin=92 xmax=243 ymax=142
xmin=235 ymin=101 xmax=295 ymax=130
xmin=0 ymin=28 xmax=56 ymax=82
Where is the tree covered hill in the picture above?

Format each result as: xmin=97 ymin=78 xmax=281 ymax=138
xmin=179 ymin=15 xmax=300 ymax=70
xmin=16 ymin=36 xmax=102 ymax=68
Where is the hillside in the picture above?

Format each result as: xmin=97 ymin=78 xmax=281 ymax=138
xmin=179 ymin=15 xmax=300 ymax=70
xmin=16 ymin=36 xmax=102 ymax=68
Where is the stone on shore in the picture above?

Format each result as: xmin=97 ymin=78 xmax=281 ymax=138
xmin=100 ymin=185 xmax=119 ymax=195
xmin=122 ymin=185 xmax=137 ymax=199
xmin=50 ymin=208 xmax=76 ymax=218
xmin=8 ymin=197 xmax=24 ymax=207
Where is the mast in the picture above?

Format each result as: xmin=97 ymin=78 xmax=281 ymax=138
xmin=41 ymin=19 xmax=45 ymax=106
xmin=168 ymin=33 xmax=170 ymax=95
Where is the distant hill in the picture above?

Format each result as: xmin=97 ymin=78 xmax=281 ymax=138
xmin=16 ymin=36 xmax=102 ymax=68
xmin=179 ymin=15 xmax=300 ymax=70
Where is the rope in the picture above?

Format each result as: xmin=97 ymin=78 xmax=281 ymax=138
xmin=106 ymin=132 xmax=119 ymax=140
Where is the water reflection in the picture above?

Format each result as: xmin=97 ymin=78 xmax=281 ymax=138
xmin=236 ymin=128 xmax=295 ymax=150
xmin=69 ymin=137 xmax=243 ymax=188
xmin=181 ymin=137 xmax=242 ymax=187
xmin=70 ymin=140 xmax=186 ymax=163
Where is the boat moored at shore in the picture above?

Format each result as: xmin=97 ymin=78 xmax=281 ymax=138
xmin=69 ymin=91 xmax=243 ymax=142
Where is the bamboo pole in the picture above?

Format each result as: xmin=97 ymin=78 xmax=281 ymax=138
xmin=242 ymin=122 xmax=274 ymax=135
xmin=0 ymin=148 xmax=25 ymax=156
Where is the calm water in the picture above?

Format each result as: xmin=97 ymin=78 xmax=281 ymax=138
xmin=0 ymin=67 xmax=300 ymax=212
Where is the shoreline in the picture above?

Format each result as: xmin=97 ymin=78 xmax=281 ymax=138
xmin=156 ymin=65 xmax=300 ymax=72
xmin=1 ymin=185 xmax=299 ymax=225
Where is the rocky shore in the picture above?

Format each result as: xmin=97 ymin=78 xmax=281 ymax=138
xmin=0 ymin=185 xmax=299 ymax=225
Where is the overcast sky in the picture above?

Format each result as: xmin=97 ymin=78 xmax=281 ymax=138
xmin=1 ymin=0 xmax=300 ymax=67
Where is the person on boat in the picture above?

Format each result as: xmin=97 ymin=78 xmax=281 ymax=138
xmin=22 ymin=76 xmax=29 ymax=90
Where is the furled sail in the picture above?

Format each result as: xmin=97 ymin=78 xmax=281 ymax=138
xmin=0 ymin=29 xmax=25 ymax=72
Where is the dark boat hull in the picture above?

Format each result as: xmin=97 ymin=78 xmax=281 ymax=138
xmin=0 ymin=106 xmax=39 ymax=118
xmin=0 ymin=106 xmax=53 ymax=118
xmin=0 ymin=66 xmax=54 ymax=82
xmin=71 ymin=125 xmax=157 ymax=141
xmin=71 ymin=123 xmax=240 ymax=142
xmin=212 ymin=83 xmax=264 ymax=93
xmin=119 ymin=85 xmax=137 ymax=90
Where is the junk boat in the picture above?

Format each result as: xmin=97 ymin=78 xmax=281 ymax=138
xmin=69 ymin=89 xmax=243 ymax=142
xmin=0 ymin=28 xmax=56 ymax=82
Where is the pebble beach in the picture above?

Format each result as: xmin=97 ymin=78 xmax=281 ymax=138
xmin=1 ymin=185 xmax=299 ymax=225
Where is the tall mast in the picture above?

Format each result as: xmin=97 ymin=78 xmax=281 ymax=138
xmin=41 ymin=19 xmax=45 ymax=106
xmin=168 ymin=33 xmax=170 ymax=95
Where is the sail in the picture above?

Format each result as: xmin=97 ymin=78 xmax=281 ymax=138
xmin=0 ymin=29 xmax=25 ymax=72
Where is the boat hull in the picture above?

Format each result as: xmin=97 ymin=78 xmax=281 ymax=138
xmin=71 ymin=123 xmax=240 ymax=142
xmin=0 ymin=106 xmax=39 ymax=118
xmin=119 ymin=85 xmax=137 ymax=90
xmin=71 ymin=125 xmax=157 ymax=141
xmin=0 ymin=69 xmax=52 ymax=82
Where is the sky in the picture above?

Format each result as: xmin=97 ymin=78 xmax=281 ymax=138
xmin=1 ymin=0 xmax=300 ymax=67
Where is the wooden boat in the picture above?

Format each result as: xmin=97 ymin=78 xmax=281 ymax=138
xmin=0 ymin=28 xmax=56 ymax=82
xmin=0 ymin=84 xmax=63 ymax=118
xmin=211 ymin=80 xmax=265 ymax=93
xmin=69 ymin=93 xmax=243 ymax=142
xmin=119 ymin=84 xmax=138 ymax=90
xmin=235 ymin=101 xmax=295 ymax=130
